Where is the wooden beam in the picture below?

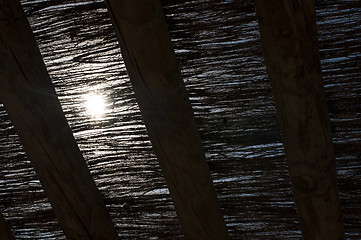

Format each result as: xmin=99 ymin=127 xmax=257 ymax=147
xmin=0 ymin=211 xmax=15 ymax=240
xmin=104 ymin=1 xmax=229 ymax=239
xmin=254 ymin=0 xmax=345 ymax=239
xmin=0 ymin=1 xmax=119 ymax=239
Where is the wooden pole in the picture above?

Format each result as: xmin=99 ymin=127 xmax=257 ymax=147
xmin=104 ymin=1 xmax=229 ymax=239
xmin=0 ymin=211 xmax=15 ymax=240
xmin=254 ymin=0 xmax=345 ymax=239
xmin=0 ymin=1 xmax=119 ymax=239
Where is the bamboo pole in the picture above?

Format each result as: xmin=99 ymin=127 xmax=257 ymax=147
xmin=104 ymin=1 xmax=229 ymax=239
xmin=0 ymin=211 xmax=15 ymax=240
xmin=0 ymin=1 xmax=119 ymax=239
xmin=254 ymin=0 xmax=345 ymax=239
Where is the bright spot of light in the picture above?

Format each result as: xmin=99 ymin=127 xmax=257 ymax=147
xmin=84 ymin=94 xmax=107 ymax=117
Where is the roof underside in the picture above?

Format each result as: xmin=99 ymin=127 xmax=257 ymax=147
xmin=0 ymin=0 xmax=360 ymax=239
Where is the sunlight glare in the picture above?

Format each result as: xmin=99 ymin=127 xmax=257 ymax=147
xmin=85 ymin=94 xmax=107 ymax=117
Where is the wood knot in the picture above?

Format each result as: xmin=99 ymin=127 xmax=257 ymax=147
xmin=294 ymin=174 xmax=317 ymax=193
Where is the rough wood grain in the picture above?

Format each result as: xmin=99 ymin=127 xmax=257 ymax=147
xmin=254 ymin=0 xmax=345 ymax=239
xmin=0 ymin=211 xmax=15 ymax=240
xmin=104 ymin=1 xmax=229 ymax=239
xmin=0 ymin=1 xmax=119 ymax=239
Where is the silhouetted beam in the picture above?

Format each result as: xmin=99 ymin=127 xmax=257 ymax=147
xmin=254 ymin=1 xmax=345 ymax=239
xmin=104 ymin=1 xmax=229 ymax=239
xmin=0 ymin=1 xmax=119 ymax=239
xmin=0 ymin=211 xmax=15 ymax=240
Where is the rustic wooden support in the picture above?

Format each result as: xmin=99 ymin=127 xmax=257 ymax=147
xmin=254 ymin=0 xmax=345 ymax=239
xmin=0 ymin=1 xmax=119 ymax=239
xmin=0 ymin=211 xmax=15 ymax=240
xmin=104 ymin=1 xmax=229 ymax=239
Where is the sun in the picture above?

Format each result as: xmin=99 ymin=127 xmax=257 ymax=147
xmin=84 ymin=94 xmax=107 ymax=117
